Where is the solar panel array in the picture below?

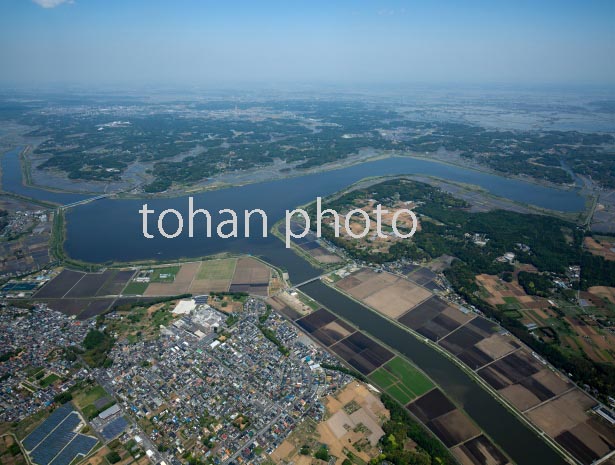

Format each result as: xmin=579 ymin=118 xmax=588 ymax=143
xmin=20 ymin=403 xmax=98 ymax=465
xmin=22 ymin=403 xmax=74 ymax=451
xmin=31 ymin=413 xmax=80 ymax=465
xmin=101 ymin=416 xmax=129 ymax=440
xmin=49 ymin=434 xmax=98 ymax=465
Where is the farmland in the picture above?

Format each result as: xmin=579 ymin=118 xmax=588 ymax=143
xmin=24 ymin=257 xmax=273 ymax=319
xmin=334 ymin=267 xmax=615 ymax=465
xmin=370 ymin=356 xmax=434 ymax=404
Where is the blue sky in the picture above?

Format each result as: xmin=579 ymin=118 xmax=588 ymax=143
xmin=0 ymin=0 xmax=613 ymax=87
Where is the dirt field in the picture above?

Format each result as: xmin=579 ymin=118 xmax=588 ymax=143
xmin=531 ymin=369 xmax=572 ymax=396
xmin=428 ymin=409 xmax=481 ymax=447
xmin=442 ymin=307 xmax=475 ymax=325
xmin=145 ymin=262 xmax=200 ymax=296
xmin=322 ymin=198 xmax=422 ymax=255
xmin=98 ymin=270 xmax=135 ymax=295
xmin=0 ymin=435 xmax=27 ymax=465
xmin=564 ymin=316 xmax=614 ymax=363
xmin=271 ymin=382 xmax=388 ymax=465
xmin=527 ymin=390 xmax=597 ymax=436
xmin=229 ymin=257 xmax=271 ymax=296
xmin=589 ymin=286 xmax=615 ymax=304
xmin=584 ymin=237 xmax=615 ymax=261
xmin=452 ymin=435 xmax=511 ymax=465
xmin=476 ymin=273 xmax=538 ymax=307
xmin=337 ymin=269 xmax=431 ymax=319
xmin=267 ymin=291 xmax=313 ymax=318
xmin=330 ymin=331 xmax=394 ymax=375
xmin=475 ymin=334 xmax=519 ymax=360
xmin=303 ymin=244 xmax=344 ymax=264
xmin=500 ymin=384 xmax=542 ymax=411
xmin=232 ymin=257 xmax=270 ymax=282
xmin=408 ymin=388 xmax=456 ymax=423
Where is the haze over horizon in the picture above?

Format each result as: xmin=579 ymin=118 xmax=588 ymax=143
xmin=0 ymin=0 xmax=614 ymax=89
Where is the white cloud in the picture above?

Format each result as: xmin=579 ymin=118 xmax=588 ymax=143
xmin=32 ymin=0 xmax=73 ymax=8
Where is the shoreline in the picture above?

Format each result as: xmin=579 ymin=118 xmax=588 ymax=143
xmin=16 ymin=185 xmax=593 ymax=465
xmin=8 ymin=144 xmax=588 ymax=202
xmin=46 ymin=173 xmax=589 ymax=270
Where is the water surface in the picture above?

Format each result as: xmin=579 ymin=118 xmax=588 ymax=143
xmin=63 ymin=155 xmax=585 ymax=263
xmin=1 ymin=148 xmax=89 ymax=205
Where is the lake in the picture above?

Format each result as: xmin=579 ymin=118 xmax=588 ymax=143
xmin=58 ymin=154 xmax=585 ymax=264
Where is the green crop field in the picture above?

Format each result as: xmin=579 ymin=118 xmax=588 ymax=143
xmin=386 ymin=384 xmax=414 ymax=405
xmin=385 ymin=357 xmax=434 ymax=396
xmin=369 ymin=367 xmax=397 ymax=389
xmin=370 ymin=356 xmax=434 ymax=404
xmin=150 ymin=266 xmax=181 ymax=282
xmin=123 ymin=281 xmax=149 ymax=295
xmin=39 ymin=373 xmax=60 ymax=388
xmin=74 ymin=384 xmax=108 ymax=409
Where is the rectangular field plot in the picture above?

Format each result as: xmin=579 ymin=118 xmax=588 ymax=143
xmin=478 ymin=348 xmax=577 ymax=415
xmin=65 ymin=270 xmax=115 ymax=298
xmin=330 ymin=331 xmax=394 ymax=375
xmin=44 ymin=298 xmax=115 ymax=320
xmin=427 ymin=313 xmax=520 ymax=371
xmin=439 ymin=325 xmax=486 ymax=355
xmin=427 ymin=409 xmax=481 ymax=447
xmin=407 ymin=267 xmax=437 ymax=286
xmin=408 ymin=388 xmax=456 ymax=423
xmin=386 ymin=384 xmax=416 ymax=405
xmin=398 ymin=296 xmax=476 ymax=343
xmin=467 ymin=316 xmax=500 ymax=337
xmin=97 ymin=270 xmax=135 ymax=295
xmin=145 ymin=262 xmax=200 ymax=296
xmin=370 ymin=357 xmax=434 ymax=405
xmin=34 ymin=270 xmax=84 ymax=298
xmin=281 ymin=222 xmax=342 ymax=263
xmin=336 ymin=268 xmax=431 ymax=319
xmin=370 ymin=367 xmax=399 ymax=389
xmin=483 ymin=351 xmax=543 ymax=387
xmin=33 ymin=269 xmax=131 ymax=319
xmin=77 ymin=299 xmax=115 ymax=320
xmin=150 ymin=265 xmax=181 ymax=282
xmin=457 ymin=346 xmax=495 ymax=370
xmin=188 ymin=258 xmax=236 ymax=294
xmin=474 ymin=333 xmax=520 ymax=360
xmin=385 ymin=357 xmax=434 ymax=396
xmin=527 ymin=390 xmax=615 ymax=465
xmin=295 ymin=308 xmax=356 ymax=347
xmin=398 ymin=296 xmax=449 ymax=327
xmin=452 ymin=434 xmax=509 ymax=465
xmin=229 ymin=257 xmax=271 ymax=296
xmin=123 ymin=281 xmax=149 ymax=295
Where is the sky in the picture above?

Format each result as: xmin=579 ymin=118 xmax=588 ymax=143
xmin=0 ymin=0 xmax=613 ymax=88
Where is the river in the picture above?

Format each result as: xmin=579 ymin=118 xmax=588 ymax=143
xmin=300 ymin=281 xmax=567 ymax=465
xmin=0 ymin=148 xmax=90 ymax=205
xmin=1 ymin=145 xmax=582 ymax=463
xmin=55 ymin=153 xmax=585 ymax=264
